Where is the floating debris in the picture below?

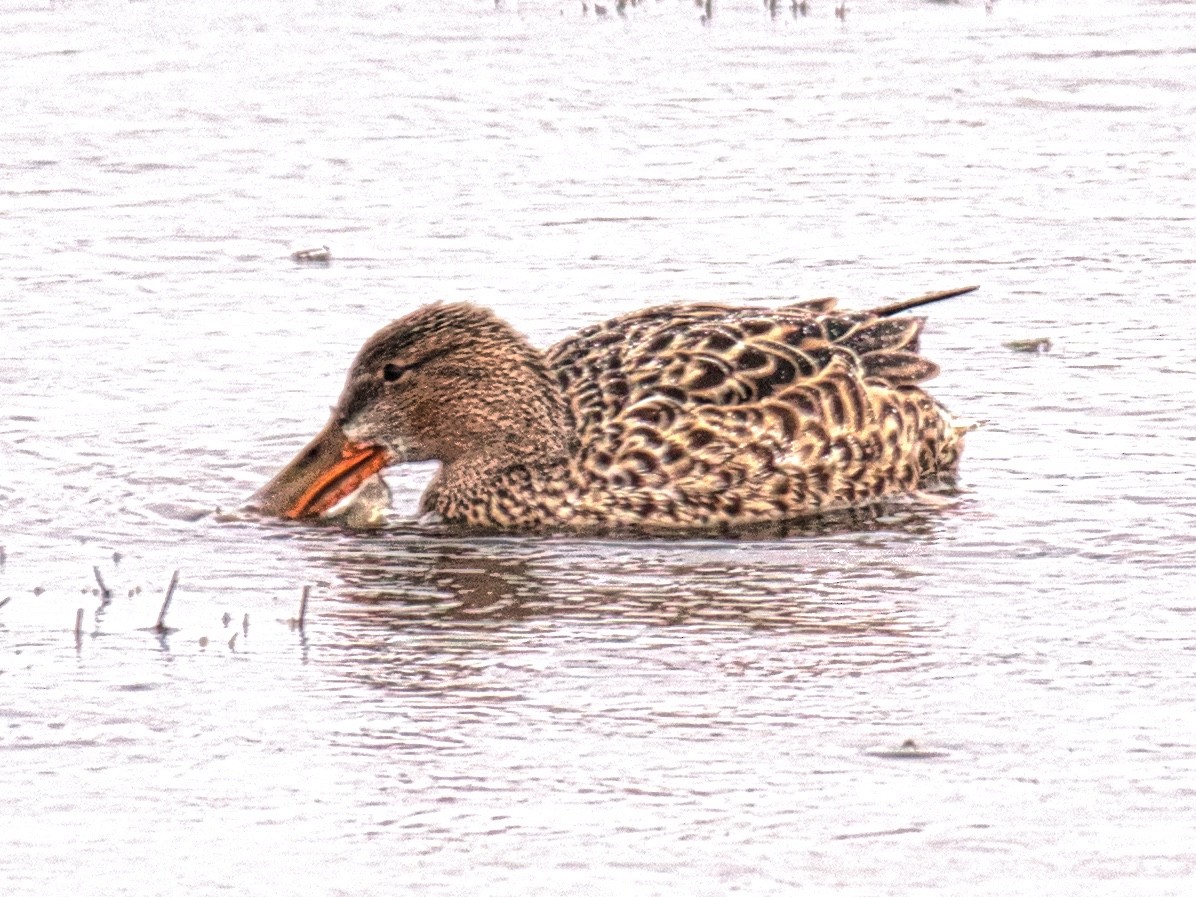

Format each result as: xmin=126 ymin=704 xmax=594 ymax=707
xmin=0 ymin=596 xmax=10 ymax=611
xmin=228 ymin=632 xmax=238 ymax=650
xmin=865 ymin=738 xmax=949 ymax=760
xmin=222 ymin=612 xmax=232 ymax=628
xmin=1004 ymin=337 xmax=1051 ymax=353
xmin=146 ymin=502 xmax=212 ymax=523
xmin=199 ymin=636 xmax=209 ymax=648
xmin=831 ymin=825 xmax=924 ymax=841
xmin=242 ymin=613 xmax=250 ymax=637
xmin=74 ymin=607 xmax=84 ymax=647
xmin=291 ymin=245 xmax=331 ymax=264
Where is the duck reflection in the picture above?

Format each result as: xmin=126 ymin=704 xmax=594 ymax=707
xmin=325 ymin=535 xmax=546 ymax=623
xmin=302 ymin=504 xmax=948 ymax=697
xmin=316 ymin=501 xmax=946 ymax=625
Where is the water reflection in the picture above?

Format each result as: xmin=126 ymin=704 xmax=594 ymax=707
xmin=301 ymin=514 xmax=946 ymax=697
xmin=329 ymin=537 xmax=547 ymax=622
xmin=317 ymin=509 xmax=943 ymax=618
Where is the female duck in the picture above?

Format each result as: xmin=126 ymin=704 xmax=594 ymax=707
xmin=252 ymin=286 xmax=975 ymax=533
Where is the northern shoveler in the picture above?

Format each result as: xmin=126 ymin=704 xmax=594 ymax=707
xmin=252 ymin=285 xmax=976 ymax=533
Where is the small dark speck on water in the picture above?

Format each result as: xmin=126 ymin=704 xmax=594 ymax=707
xmin=33 ymin=586 xmax=44 ymax=596
xmin=222 ymin=612 xmax=232 ymax=627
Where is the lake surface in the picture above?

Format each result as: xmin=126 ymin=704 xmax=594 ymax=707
xmin=3 ymin=0 xmax=1195 ymax=893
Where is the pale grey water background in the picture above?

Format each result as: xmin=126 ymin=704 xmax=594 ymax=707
xmin=3 ymin=0 xmax=1195 ymax=893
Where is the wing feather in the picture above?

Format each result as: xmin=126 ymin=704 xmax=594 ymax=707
xmin=544 ymin=300 xmax=960 ymax=525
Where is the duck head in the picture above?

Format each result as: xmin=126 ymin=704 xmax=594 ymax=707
xmin=251 ymin=303 xmax=569 ymax=520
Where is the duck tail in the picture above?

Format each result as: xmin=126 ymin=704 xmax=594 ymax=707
xmin=869 ymin=285 xmax=979 ymax=318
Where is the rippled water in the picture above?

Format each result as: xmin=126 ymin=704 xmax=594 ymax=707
xmin=3 ymin=0 xmax=1195 ymax=893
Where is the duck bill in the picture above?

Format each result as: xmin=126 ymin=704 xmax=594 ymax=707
xmin=252 ymin=418 xmax=393 ymax=520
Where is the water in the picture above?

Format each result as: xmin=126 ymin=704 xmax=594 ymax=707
xmin=3 ymin=0 xmax=1195 ymax=893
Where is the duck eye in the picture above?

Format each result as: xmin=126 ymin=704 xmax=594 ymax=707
xmin=382 ymin=363 xmax=406 ymax=383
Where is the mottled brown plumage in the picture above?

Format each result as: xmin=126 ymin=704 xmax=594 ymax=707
xmin=253 ymin=287 xmax=975 ymax=534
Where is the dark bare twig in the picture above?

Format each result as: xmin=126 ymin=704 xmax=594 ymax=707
xmin=298 ymin=585 xmax=310 ymax=631
xmin=155 ymin=570 xmax=180 ymax=632
xmin=93 ymin=566 xmax=112 ymax=603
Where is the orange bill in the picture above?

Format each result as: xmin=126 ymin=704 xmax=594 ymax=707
xmin=251 ymin=418 xmax=393 ymax=520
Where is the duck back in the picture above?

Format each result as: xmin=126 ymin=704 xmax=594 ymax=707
xmin=544 ymin=299 xmax=965 ymax=530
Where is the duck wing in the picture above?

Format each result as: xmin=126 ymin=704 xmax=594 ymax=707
xmin=545 ymin=297 xmax=965 ymax=525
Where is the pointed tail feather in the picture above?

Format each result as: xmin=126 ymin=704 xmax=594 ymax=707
xmin=870 ymin=285 xmax=979 ymax=318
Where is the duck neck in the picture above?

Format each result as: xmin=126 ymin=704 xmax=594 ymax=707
xmin=421 ymin=447 xmax=572 ymax=529
xmin=419 ymin=365 xmax=576 ymax=527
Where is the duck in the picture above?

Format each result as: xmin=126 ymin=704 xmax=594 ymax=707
xmin=251 ymin=285 xmax=976 ymax=534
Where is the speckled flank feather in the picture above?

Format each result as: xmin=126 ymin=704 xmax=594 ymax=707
xmin=408 ymin=297 xmax=967 ymax=532
xmin=533 ymin=299 xmax=964 ymax=530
